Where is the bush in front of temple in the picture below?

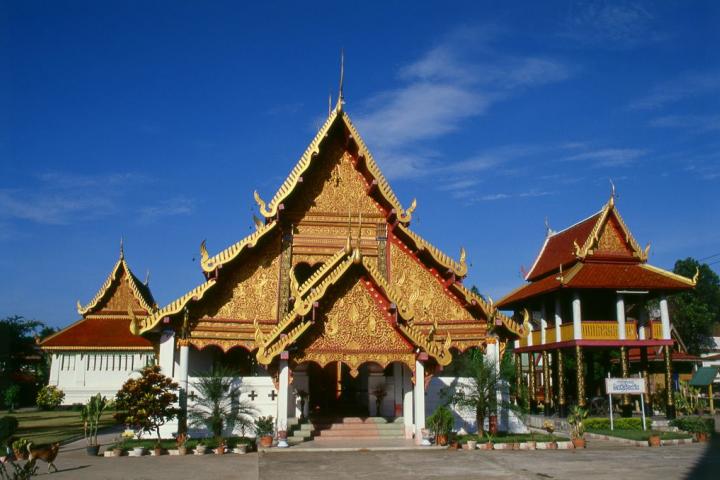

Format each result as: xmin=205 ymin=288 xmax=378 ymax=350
xmin=36 ymin=385 xmax=65 ymax=410
xmin=585 ymin=417 xmax=649 ymax=431
xmin=115 ymin=365 xmax=179 ymax=443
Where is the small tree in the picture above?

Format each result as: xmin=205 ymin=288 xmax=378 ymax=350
xmin=447 ymin=350 xmax=499 ymax=435
xmin=188 ymin=366 xmax=256 ymax=439
xmin=81 ymin=393 xmax=109 ymax=446
xmin=3 ymin=385 xmax=19 ymax=413
xmin=36 ymin=385 xmax=65 ymax=410
xmin=115 ymin=365 xmax=178 ymax=442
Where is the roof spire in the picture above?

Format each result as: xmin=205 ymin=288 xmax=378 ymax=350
xmin=609 ymin=178 xmax=617 ymax=206
xmin=144 ymin=269 xmax=151 ymax=286
xmin=544 ymin=217 xmax=554 ymax=237
xmin=336 ymin=48 xmax=345 ymax=111
xmin=119 ymin=236 xmax=124 ymax=259
xmin=328 ymin=91 xmax=332 ymax=116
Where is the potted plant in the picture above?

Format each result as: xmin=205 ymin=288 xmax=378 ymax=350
xmin=114 ymin=430 xmax=134 ymax=456
xmin=194 ymin=441 xmax=207 ymax=455
xmin=235 ymin=441 xmax=248 ymax=454
xmin=567 ymin=405 xmax=588 ymax=449
xmin=215 ymin=438 xmax=225 ymax=455
xmin=543 ymin=420 xmax=557 ymax=449
xmin=466 ymin=438 xmax=477 ymax=450
xmin=12 ymin=439 xmax=30 ymax=460
xmin=483 ymin=431 xmax=495 ymax=450
xmin=153 ymin=440 xmax=163 ymax=456
xmin=648 ymin=431 xmax=662 ymax=447
xmin=427 ymin=406 xmax=453 ymax=446
xmin=372 ymin=384 xmax=387 ymax=417
xmin=255 ymin=416 xmax=274 ymax=448
xmin=81 ymin=393 xmax=108 ymax=456
xmin=176 ymin=432 xmax=189 ymax=455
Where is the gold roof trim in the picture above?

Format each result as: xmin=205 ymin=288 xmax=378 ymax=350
xmin=640 ymin=264 xmax=696 ymax=286
xmin=201 ymin=221 xmax=278 ymax=273
xmin=256 ymin=108 xmax=413 ymax=223
xmin=42 ymin=346 xmax=154 ymax=352
xmin=578 ymin=198 xmax=645 ymax=261
xmin=452 ymin=283 xmax=524 ymax=337
xmin=296 ymin=248 xmax=349 ymax=298
xmin=77 ymin=256 xmax=154 ymax=315
xmin=396 ymin=224 xmax=468 ymax=277
xmin=136 ymin=279 xmax=217 ymax=335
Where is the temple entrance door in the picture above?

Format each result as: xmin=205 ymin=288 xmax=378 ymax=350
xmin=307 ymin=362 xmax=369 ymax=417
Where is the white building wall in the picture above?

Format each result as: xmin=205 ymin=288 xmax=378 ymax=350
xmin=49 ymin=351 xmax=154 ymax=405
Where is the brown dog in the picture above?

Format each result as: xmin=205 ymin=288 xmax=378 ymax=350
xmin=27 ymin=442 xmax=60 ymax=473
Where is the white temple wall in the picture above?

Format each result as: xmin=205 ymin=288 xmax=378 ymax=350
xmin=49 ymin=351 xmax=154 ymax=405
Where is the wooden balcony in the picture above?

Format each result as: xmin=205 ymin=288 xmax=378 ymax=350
xmin=518 ymin=321 xmax=664 ymax=348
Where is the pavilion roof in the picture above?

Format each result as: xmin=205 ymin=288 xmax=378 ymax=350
xmin=40 ymin=317 xmax=153 ymax=350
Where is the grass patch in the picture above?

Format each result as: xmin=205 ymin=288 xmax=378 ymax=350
xmin=457 ymin=432 xmax=567 ymax=444
xmin=0 ymin=409 xmax=117 ymax=446
xmin=587 ymin=429 xmax=691 ymax=441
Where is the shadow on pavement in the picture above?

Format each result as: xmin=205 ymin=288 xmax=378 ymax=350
xmin=684 ymin=434 xmax=720 ymax=480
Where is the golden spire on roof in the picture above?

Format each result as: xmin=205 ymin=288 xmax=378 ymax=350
xmin=609 ymin=178 xmax=616 ymax=206
xmin=119 ymin=236 xmax=124 ymax=259
xmin=336 ymin=49 xmax=345 ymax=111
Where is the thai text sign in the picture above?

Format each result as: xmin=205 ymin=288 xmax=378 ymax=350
xmin=605 ymin=378 xmax=646 ymax=395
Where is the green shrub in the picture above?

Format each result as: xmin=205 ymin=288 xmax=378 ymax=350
xmin=670 ymin=416 xmax=713 ymax=434
xmin=427 ymin=406 xmax=454 ymax=436
xmin=585 ymin=417 xmax=649 ymax=431
xmin=36 ymin=385 xmax=65 ymax=410
xmin=0 ymin=416 xmax=19 ymax=445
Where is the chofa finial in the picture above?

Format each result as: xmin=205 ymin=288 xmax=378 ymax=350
xmin=336 ymin=49 xmax=345 ymax=111
xmin=119 ymin=236 xmax=124 ymax=259
xmin=609 ymin=178 xmax=617 ymax=205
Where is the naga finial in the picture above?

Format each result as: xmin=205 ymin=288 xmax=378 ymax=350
xmin=609 ymin=178 xmax=617 ymax=205
xmin=252 ymin=214 xmax=263 ymax=230
xmin=459 ymin=247 xmax=467 ymax=266
xmin=144 ymin=269 xmax=151 ymax=286
xmin=119 ymin=236 xmax=124 ymax=259
xmin=128 ymin=304 xmax=140 ymax=335
xmin=397 ymin=198 xmax=417 ymax=223
xmin=76 ymin=300 xmax=83 ymax=314
xmin=693 ymin=266 xmax=700 ymax=285
xmin=643 ymin=242 xmax=651 ymax=260
xmin=573 ymin=239 xmax=582 ymax=257
xmin=337 ymin=48 xmax=345 ymax=111
xmin=200 ymin=239 xmax=209 ymax=266
xmin=521 ymin=308 xmax=530 ymax=336
xmin=253 ymin=190 xmax=270 ymax=216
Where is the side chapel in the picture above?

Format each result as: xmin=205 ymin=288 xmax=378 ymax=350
xmin=130 ymin=97 xmax=524 ymax=441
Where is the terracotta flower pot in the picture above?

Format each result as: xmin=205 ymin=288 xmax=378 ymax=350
xmin=154 ymin=447 xmax=163 ymax=456
xmin=113 ymin=448 xmax=123 ymax=457
xmin=215 ymin=446 xmax=225 ymax=455
xmin=648 ymin=435 xmax=661 ymax=447
xmin=436 ymin=434 xmax=448 ymax=446
xmin=260 ymin=435 xmax=273 ymax=448
xmin=484 ymin=442 xmax=494 ymax=450
xmin=526 ymin=441 xmax=536 ymax=450
xmin=511 ymin=443 xmax=520 ymax=450
xmin=547 ymin=441 xmax=558 ymax=450
xmin=571 ymin=438 xmax=586 ymax=449
xmin=694 ymin=432 xmax=708 ymax=443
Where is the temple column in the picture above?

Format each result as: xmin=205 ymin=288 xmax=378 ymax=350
xmin=664 ymin=345 xmax=676 ymax=419
xmin=414 ymin=359 xmax=427 ymax=444
xmin=393 ymin=363 xmax=404 ymax=418
xmin=620 ymin=346 xmax=632 ymax=417
xmin=540 ymin=304 xmax=548 ymax=345
xmin=556 ymin=349 xmax=566 ymax=417
xmin=616 ymin=294 xmax=626 ymax=340
xmin=554 ymin=296 xmax=563 ymax=343
xmin=575 ymin=345 xmax=586 ymax=407
xmin=514 ymin=350 xmax=523 ymax=407
xmin=660 ymin=297 xmax=671 ymax=340
xmin=542 ymin=350 xmax=551 ymax=415
xmin=277 ymin=353 xmax=290 ymax=447
xmin=178 ymin=341 xmax=190 ymax=433
xmin=572 ymin=292 xmax=582 ymax=340
xmin=528 ymin=352 xmax=537 ymax=413
xmin=158 ymin=329 xmax=175 ymax=377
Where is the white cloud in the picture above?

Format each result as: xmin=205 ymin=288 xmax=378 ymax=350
xmin=354 ymin=25 xmax=571 ymax=179
xmin=479 ymin=190 xmax=554 ymax=202
xmin=0 ymin=189 xmax=115 ymax=225
xmin=562 ymin=1 xmax=662 ymax=48
xmin=139 ymin=197 xmax=196 ymax=222
xmin=628 ymin=71 xmax=720 ymax=110
xmin=561 ymin=148 xmax=646 ymax=167
xmin=650 ymin=114 xmax=720 ymax=132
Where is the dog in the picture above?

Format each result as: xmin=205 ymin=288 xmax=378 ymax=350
xmin=27 ymin=442 xmax=60 ymax=473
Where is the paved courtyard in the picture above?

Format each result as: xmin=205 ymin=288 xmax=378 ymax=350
xmin=23 ymin=435 xmax=718 ymax=480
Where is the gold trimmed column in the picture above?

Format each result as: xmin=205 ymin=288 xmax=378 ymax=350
xmin=620 ymin=345 xmax=632 ymax=417
xmin=640 ymin=347 xmax=650 ymax=415
xmin=542 ymin=350 xmax=551 ymax=415
xmin=556 ymin=349 xmax=566 ymax=417
xmin=515 ymin=352 xmax=523 ymax=407
xmin=528 ymin=352 xmax=537 ymax=413
xmin=575 ymin=345 xmax=586 ymax=408
xmin=664 ymin=345 xmax=676 ymax=419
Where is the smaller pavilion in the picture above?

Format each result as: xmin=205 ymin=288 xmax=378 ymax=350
xmin=40 ymin=243 xmax=157 ymax=404
xmin=498 ymin=194 xmax=696 ymax=419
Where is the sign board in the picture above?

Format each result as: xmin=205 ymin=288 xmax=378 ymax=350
xmin=605 ymin=377 xmax=646 ymax=395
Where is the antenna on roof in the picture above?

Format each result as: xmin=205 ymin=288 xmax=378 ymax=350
xmin=337 ymin=49 xmax=345 ymax=111
xmin=119 ymin=236 xmax=125 ymax=259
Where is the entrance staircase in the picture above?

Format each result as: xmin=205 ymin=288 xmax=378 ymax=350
xmin=287 ymin=417 xmax=405 ymax=445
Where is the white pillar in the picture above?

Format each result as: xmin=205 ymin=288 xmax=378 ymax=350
xmin=554 ymin=297 xmax=563 ymax=342
xmin=277 ymin=356 xmax=289 ymax=447
xmin=616 ymin=294 xmax=626 ymax=340
xmin=74 ymin=353 xmax=86 ymax=387
xmin=638 ymin=305 xmax=647 ymax=340
xmin=540 ymin=304 xmax=547 ymax=345
xmin=393 ymin=363 xmax=403 ymax=418
xmin=50 ymin=354 xmax=60 ymax=387
xmin=660 ymin=297 xmax=671 ymax=340
xmin=403 ymin=365 xmax=414 ymax=438
xmin=527 ymin=322 xmax=534 ymax=347
xmin=414 ymin=359 xmax=427 ymax=444
xmin=179 ymin=344 xmax=189 ymax=393
xmin=158 ymin=329 xmax=176 ymax=378
xmin=572 ymin=292 xmax=582 ymax=340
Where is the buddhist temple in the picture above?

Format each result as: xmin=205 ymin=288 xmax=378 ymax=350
xmin=40 ymin=243 xmax=156 ymax=404
xmin=497 ymin=194 xmax=697 ymax=419
xmin=128 ymin=97 xmax=524 ymax=442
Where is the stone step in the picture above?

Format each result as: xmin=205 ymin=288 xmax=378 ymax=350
xmin=311 ymin=435 xmax=405 ymax=442
xmin=315 ymin=429 xmax=403 ymax=438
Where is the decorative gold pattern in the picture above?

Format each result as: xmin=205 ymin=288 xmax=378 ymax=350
xmin=576 ymin=345 xmax=586 ymax=407
xmin=394 ymin=225 xmax=467 ymax=277
xmin=201 ymin=221 xmax=278 ymax=273
xmin=556 ymin=349 xmax=565 ymax=406
xmin=78 ymin=255 xmax=154 ymax=315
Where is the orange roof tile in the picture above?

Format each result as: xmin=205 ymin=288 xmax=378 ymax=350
xmin=41 ymin=317 xmax=153 ymax=350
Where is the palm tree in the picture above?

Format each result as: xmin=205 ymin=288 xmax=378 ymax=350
xmin=188 ymin=366 xmax=257 ymax=439
xmin=447 ymin=350 xmax=499 ymax=435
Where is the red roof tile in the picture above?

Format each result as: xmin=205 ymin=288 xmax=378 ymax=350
xmin=526 ymin=213 xmax=600 ymax=281
xmin=41 ymin=317 xmax=153 ymax=349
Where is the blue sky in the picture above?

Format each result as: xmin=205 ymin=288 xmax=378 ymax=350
xmin=2 ymin=1 xmax=719 ymax=329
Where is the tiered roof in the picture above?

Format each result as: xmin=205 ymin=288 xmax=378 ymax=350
xmin=498 ymin=197 xmax=696 ymax=309
xmin=135 ymin=104 xmax=523 ymax=361
xmin=41 ymin=246 xmax=155 ymax=350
